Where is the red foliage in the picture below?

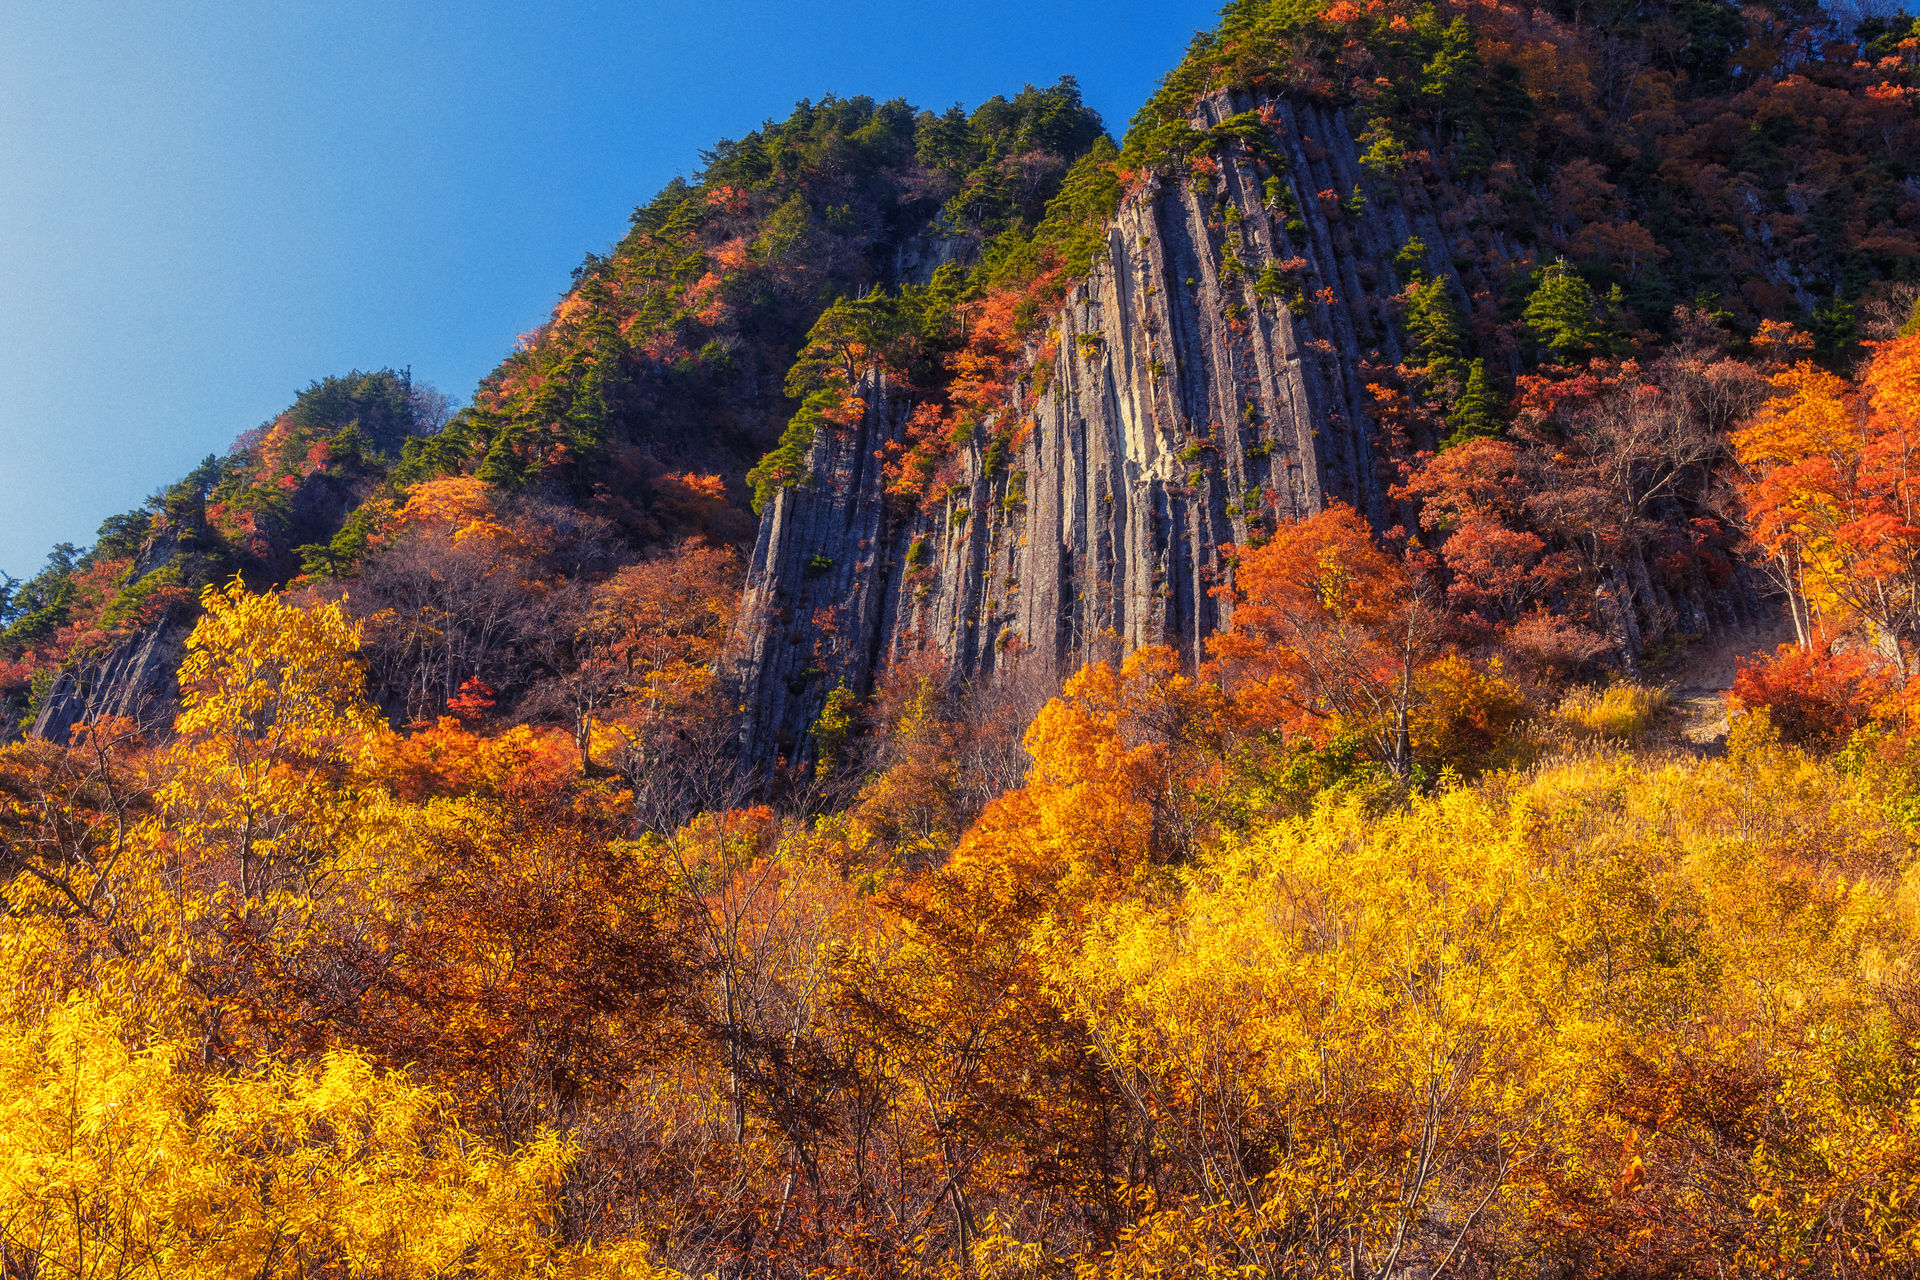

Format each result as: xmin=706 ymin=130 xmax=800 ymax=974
xmin=1729 ymin=642 xmax=1890 ymax=750
xmin=1212 ymin=505 xmax=1452 ymax=772
xmin=1439 ymin=519 xmax=1575 ymax=621
xmin=1500 ymin=610 xmax=1611 ymax=681
xmin=444 ymin=678 xmax=498 ymax=724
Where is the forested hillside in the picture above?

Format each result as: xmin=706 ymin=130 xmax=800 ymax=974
xmin=0 ymin=80 xmax=1107 ymax=747
xmin=8 ymin=0 xmax=1920 ymax=1273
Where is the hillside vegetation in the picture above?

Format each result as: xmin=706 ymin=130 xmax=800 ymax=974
xmin=8 ymin=0 xmax=1920 ymax=1274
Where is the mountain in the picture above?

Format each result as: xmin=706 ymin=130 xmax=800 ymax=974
xmin=14 ymin=1 xmax=1920 ymax=1275
xmin=11 ymin=0 xmax=1920 ymax=763
xmin=731 ymin=0 xmax=1919 ymax=764
xmin=2 ymin=369 xmax=440 ymax=739
xmin=1 ymin=82 xmax=1109 ymax=742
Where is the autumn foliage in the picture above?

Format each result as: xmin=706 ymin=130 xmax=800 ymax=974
xmin=15 ymin=0 xmax=1920 ymax=1274
xmin=1737 ymin=335 xmax=1920 ymax=663
xmin=4 ymin=511 xmax=1920 ymax=1279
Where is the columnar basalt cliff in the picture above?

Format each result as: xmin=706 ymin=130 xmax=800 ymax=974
xmin=19 ymin=9 xmax=1899 ymax=758
xmin=733 ymin=94 xmax=1483 ymax=767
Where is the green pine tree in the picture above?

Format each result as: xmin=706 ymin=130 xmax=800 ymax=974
xmin=1443 ymin=359 xmax=1503 ymax=447
xmin=1811 ymin=293 xmax=1859 ymax=358
xmin=1405 ymin=275 xmax=1467 ymax=386
xmin=477 ymin=425 xmax=530 ymax=489
xmin=1395 ymin=236 xmax=1432 ymax=283
xmin=1522 ymin=259 xmax=1607 ymax=362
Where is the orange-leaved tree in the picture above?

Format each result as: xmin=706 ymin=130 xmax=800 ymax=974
xmin=1735 ymin=336 xmax=1920 ymax=666
xmin=1211 ymin=504 xmax=1452 ymax=776
xmin=816 ymin=657 xmax=1217 ymax=1270
xmin=572 ymin=538 xmax=741 ymax=825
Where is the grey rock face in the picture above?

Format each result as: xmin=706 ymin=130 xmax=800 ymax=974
xmin=26 ymin=531 xmax=201 ymax=744
xmin=29 ymin=606 xmax=194 ymax=743
xmin=20 ymin=464 xmax=377 ymax=744
xmin=731 ymin=95 xmax=1476 ymax=769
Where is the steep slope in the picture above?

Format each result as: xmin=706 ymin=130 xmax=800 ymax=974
xmin=733 ymin=95 xmax=1418 ymax=765
xmin=732 ymin=0 xmax=1920 ymax=768
xmin=2 ymin=85 xmax=1111 ymax=743
xmin=13 ymin=0 xmax=1920 ymax=775
xmin=2 ymin=371 xmax=438 ymax=739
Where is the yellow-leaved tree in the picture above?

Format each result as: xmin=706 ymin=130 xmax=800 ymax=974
xmin=0 ymin=996 xmax=670 ymax=1280
xmin=0 ymin=580 xmax=678 ymax=1278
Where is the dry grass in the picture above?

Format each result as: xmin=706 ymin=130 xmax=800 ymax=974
xmin=1554 ymin=683 xmax=1671 ymax=742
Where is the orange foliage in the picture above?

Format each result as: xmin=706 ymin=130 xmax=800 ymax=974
xmin=649 ymin=471 xmax=734 ymax=539
xmin=959 ymin=647 xmax=1227 ymax=892
xmin=1211 ymin=505 xmax=1449 ymax=771
xmin=1736 ymin=337 xmax=1920 ymax=662
xmin=349 ymin=770 xmax=687 ymax=1141
xmin=1730 ymin=641 xmax=1891 ymax=750
xmin=395 ymin=475 xmax=495 ymax=531
xmin=375 ymin=717 xmax=579 ymax=802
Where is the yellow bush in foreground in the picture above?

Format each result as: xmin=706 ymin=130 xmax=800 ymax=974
xmin=0 ymin=995 xmax=666 ymax=1279
xmin=1046 ymin=736 xmax=1920 ymax=1275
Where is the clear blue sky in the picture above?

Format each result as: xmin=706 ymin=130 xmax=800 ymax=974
xmin=0 ymin=0 xmax=1220 ymax=579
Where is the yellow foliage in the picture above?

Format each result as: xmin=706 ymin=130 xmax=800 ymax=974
xmin=393 ymin=475 xmax=534 ymax=556
xmin=1409 ymin=653 xmax=1528 ymax=770
xmin=0 ymin=582 xmax=683 ymax=1275
xmin=10 ymin=598 xmax=1920 ymax=1276
xmin=1554 ymin=681 xmax=1668 ymax=740
xmin=1046 ymin=746 xmax=1919 ymax=1273
xmin=0 ymin=993 xmax=673 ymax=1279
xmin=395 ymin=474 xmax=493 ymax=529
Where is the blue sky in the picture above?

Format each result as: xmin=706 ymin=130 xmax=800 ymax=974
xmin=0 ymin=0 xmax=1220 ymax=578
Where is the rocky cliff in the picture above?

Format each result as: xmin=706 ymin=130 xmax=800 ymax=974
xmin=28 ymin=532 xmax=202 ymax=743
xmin=732 ymin=93 xmax=1482 ymax=768
xmin=29 ymin=609 xmax=194 ymax=743
xmin=20 ymin=460 xmax=382 ymax=744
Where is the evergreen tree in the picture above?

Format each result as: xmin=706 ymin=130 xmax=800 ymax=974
xmin=565 ymin=293 xmax=628 ymax=461
xmin=0 ymin=552 xmax=76 ymax=652
xmin=287 ymin=369 xmax=417 ymax=452
xmin=161 ymin=455 xmax=224 ymax=524
xmin=477 ymin=425 xmax=531 ymax=489
xmin=1444 ymin=359 xmax=1503 ymax=446
xmin=1811 ymin=293 xmax=1859 ymax=359
xmin=86 ymin=510 xmax=154 ymax=565
xmin=1522 ymin=259 xmax=1607 ymax=362
xmin=1405 ymin=275 xmax=1468 ymax=386
xmin=1395 ymin=235 xmax=1432 ymax=283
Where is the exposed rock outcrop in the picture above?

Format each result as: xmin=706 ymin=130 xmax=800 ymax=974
xmin=732 ymin=94 xmax=1479 ymax=768
xmin=27 ymin=531 xmax=203 ymax=743
xmin=29 ymin=605 xmax=195 ymax=743
xmin=21 ymin=462 xmax=387 ymax=744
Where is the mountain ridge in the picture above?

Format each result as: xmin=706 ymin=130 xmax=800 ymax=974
xmin=14 ymin=2 xmax=1920 ymax=1273
xmin=8 ymin=0 xmax=1920 ymax=774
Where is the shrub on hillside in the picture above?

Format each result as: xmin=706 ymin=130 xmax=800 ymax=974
xmin=1556 ymin=683 xmax=1669 ymax=741
xmin=1729 ymin=641 xmax=1889 ymax=751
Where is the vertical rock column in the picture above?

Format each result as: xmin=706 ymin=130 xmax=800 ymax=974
xmin=733 ymin=92 xmax=1477 ymax=768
